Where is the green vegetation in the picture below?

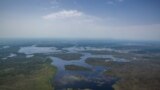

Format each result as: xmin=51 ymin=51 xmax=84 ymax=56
xmin=105 ymin=59 xmax=160 ymax=90
xmin=85 ymin=57 xmax=112 ymax=66
xmin=85 ymin=50 xmax=136 ymax=60
xmin=65 ymin=65 xmax=91 ymax=71
xmin=0 ymin=56 xmax=57 ymax=90
xmin=53 ymin=53 xmax=83 ymax=60
xmin=0 ymin=46 xmax=20 ymax=59
xmin=85 ymin=50 xmax=113 ymax=55
xmin=65 ymin=88 xmax=92 ymax=90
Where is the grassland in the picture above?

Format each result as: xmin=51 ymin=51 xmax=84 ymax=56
xmin=84 ymin=50 xmax=136 ymax=60
xmin=65 ymin=65 xmax=91 ymax=71
xmin=105 ymin=59 xmax=160 ymax=90
xmin=0 ymin=56 xmax=57 ymax=90
xmin=84 ymin=52 xmax=160 ymax=90
xmin=85 ymin=57 xmax=112 ymax=66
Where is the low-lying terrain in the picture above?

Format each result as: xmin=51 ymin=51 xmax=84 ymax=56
xmin=1 ymin=39 xmax=160 ymax=90
xmin=65 ymin=65 xmax=91 ymax=71
xmin=0 ymin=55 xmax=57 ymax=90
xmin=52 ymin=53 xmax=83 ymax=60
xmin=85 ymin=57 xmax=113 ymax=66
xmin=105 ymin=59 xmax=160 ymax=90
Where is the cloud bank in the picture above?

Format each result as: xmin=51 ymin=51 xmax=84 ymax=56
xmin=1 ymin=9 xmax=160 ymax=41
xmin=43 ymin=10 xmax=83 ymax=19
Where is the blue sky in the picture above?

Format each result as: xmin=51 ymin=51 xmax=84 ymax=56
xmin=0 ymin=0 xmax=160 ymax=41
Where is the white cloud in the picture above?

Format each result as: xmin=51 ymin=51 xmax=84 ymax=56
xmin=43 ymin=10 xmax=84 ymax=19
xmin=1 ymin=9 xmax=160 ymax=41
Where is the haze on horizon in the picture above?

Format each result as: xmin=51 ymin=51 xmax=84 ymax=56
xmin=0 ymin=0 xmax=160 ymax=41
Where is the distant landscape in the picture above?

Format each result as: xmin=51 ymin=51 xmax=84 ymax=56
xmin=0 ymin=39 xmax=160 ymax=90
xmin=1 ymin=0 xmax=160 ymax=90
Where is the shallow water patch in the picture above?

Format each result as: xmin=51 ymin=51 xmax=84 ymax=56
xmin=18 ymin=45 xmax=61 ymax=54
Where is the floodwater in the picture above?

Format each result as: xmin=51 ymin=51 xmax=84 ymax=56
xmin=18 ymin=45 xmax=60 ymax=54
xmin=51 ymin=53 xmax=121 ymax=90
xmin=18 ymin=45 xmax=127 ymax=90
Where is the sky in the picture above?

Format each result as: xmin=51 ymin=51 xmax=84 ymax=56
xmin=0 ymin=0 xmax=160 ymax=41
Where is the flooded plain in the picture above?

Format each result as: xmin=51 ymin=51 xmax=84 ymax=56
xmin=51 ymin=53 xmax=119 ymax=90
xmin=18 ymin=45 xmax=129 ymax=90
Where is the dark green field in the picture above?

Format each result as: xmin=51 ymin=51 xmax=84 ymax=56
xmin=105 ymin=59 xmax=160 ymax=90
xmin=65 ymin=64 xmax=91 ymax=71
xmin=0 ymin=47 xmax=57 ymax=90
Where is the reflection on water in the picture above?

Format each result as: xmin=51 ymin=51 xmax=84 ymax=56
xmin=18 ymin=45 xmax=127 ymax=90
xmin=51 ymin=53 xmax=119 ymax=90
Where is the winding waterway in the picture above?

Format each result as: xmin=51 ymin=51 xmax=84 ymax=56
xmin=51 ymin=53 xmax=121 ymax=90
